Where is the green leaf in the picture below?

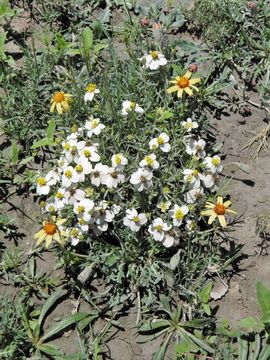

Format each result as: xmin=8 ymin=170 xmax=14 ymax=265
xmin=93 ymin=43 xmax=108 ymax=54
xmin=238 ymin=337 xmax=248 ymax=360
xmin=11 ymin=140 xmax=19 ymax=164
xmin=38 ymin=290 xmax=66 ymax=329
xmin=153 ymin=333 xmax=173 ymax=360
xmin=77 ymin=312 xmax=99 ymax=332
xmin=0 ymin=32 xmax=6 ymax=56
xmin=182 ymin=328 xmax=214 ymax=354
xmin=82 ymin=27 xmax=93 ymax=52
xmin=240 ymin=317 xmax=264 ymax=332
xmin=31 ymin=138 xmax=55 ymax=150
xmin=47 ymin=119 xmax=56 ymax=139
xmin=258 ymin=341 xmax=270 ymax=360
xmin=182 ymin=318 xmax=211 ymax=329
xmin=19 ymin=156 xmax=33 ymax=166
xmin=36 ymin=343 xmax=63 ymax=357
xmin=200 ymin=282 xmax=213 ymax=303
xmin=139 ymin=319 xmax=170 ymax=333
xmin=39 ymin=313 xmax=88 ymax=343
xmin=257 ymin=282 xmax=270 ymax=317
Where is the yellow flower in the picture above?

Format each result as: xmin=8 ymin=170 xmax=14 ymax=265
xmin=201 ymin=196 xmax=236 ymax=228
xmin=34 ymin=218 xmax=67 ymax=248
xmin=50 ymin=91 xmax=73 ymax=115
xmin=167 ymin=71 xmax=201 ymax=98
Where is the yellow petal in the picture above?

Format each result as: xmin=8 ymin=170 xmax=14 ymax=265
xmin=61 ymin=101 xmax=69 ymax=111
xmin=189 ymin=78 xmax=201 ymax=85
xmin=208 ymin=213 xmax=217 ymax=225
xmin=34 ymin=229 xmax=44 ymax=239
xmin=177 ymin=89 xmax=184 ymax=98
xmin=50 ymin=102 xmax=56 ymax=113
xmin=190 ymin=85 xmax=199 ymax=92
xmin=223 ymin=200 xmax=232 ymax=208
xmin=205 ymin=202 xmax=215 ymax=209
xmin=167 ymin=85 xmax=179 ymax=94
xmin=56 ymin=218 xmax=67 ymax=226
xmin=45 ymin=235 xmax=53 ymax=249
xmin=184 ymin=71 xmax=192 ymax=79
xmin=226 ymin=208 xmax=237 ymax=215
xmin=218 ymin=215 xmax=226 ymax=228
xmin=56 ymin=103 xmax=63 ymax=115
xmin=217 ymin=196 xmax=223 ymax=205
xmin=36 ymin=233 xmax=47 ymax=246
xmin=184 ymin=87 xmax=193 ymax=96
xmin=201 ymin=209 xmax=214 ymax=216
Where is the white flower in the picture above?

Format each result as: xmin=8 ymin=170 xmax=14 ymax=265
xmin=168 ymin=204 xmax=189 ymax=226
xmin=90 ymin=163 xmax=109 ymax=187
xmin=84 ymin=83 xmax=100 ymax=102
xmin=36 ymin=177 xmax=50 ymax=195
xmin=163 ymin=227 xmax=181 ymax=248
xmin=139 ymin=154 xmax=159 ymax=169
xmin=203 ymin=156 xmax=223 ymax=174
xmin=201 ymin=173 xmax=219 ymax=191
xmin=185 ymin=137 xmax=206 ymax=158
xmin=130 ymin=168 xmax=153 ymax=192
xmin=62 ymin=166 xmax=80 ymax=188
xmin=45 ymin=169 xmax=61 ymax=186
xmin=77 ymin=146 xmax=100 ymax=163
xmin=68 ymin=227 xmax=83 ymax=246
xmin=185 ymin=219 xmax=198 ymax=232
xmin=85 ymin=116 xmax=105 ymax=137
xmin=181 ymin=118 xmax=199 ymax=132
xmin=68 ymin=188 xmax=86 ymax=205
xmin=91 ymin=202 xmax=120 ymax=235
xmin=185 ymin=188 xmax=204 ymax=204
xmin=77 ymin=218 xmax=89 ymax=233
xmin=149 ymin=133 xmax=171 ymax=153
xmin=45 ymin=201 xmax=57 ymax=214
xmin=111 ymin=153 xmax=128 ymax=169
xmin=74 ymin=199 xmax=95 ymax=222
xmin=74 ymin=158 xmax=92 ymax=182
xmin=148 ymin=217 xmax=171 ymax=242
xmin=157 ymin=201 xmax=171 ymax=213
xmin=183 ymin=169 xmax=202 ymax=189
xmin=123 ymin=208 xmax=147 ymax=232
xmin=54 ymin=188 xmax=70 ymax=210
xmin=121 ymin=101 xmax=144 ymax=116
xmin=62 ymin=139 xmax=86 ymax=163
xmin=140 ymin=51 xmax=167 ymax=70
xmin=36 ymin=170 xmax=59 ymax=195
xmin=104 ymin=167 xmax=125 ymax=188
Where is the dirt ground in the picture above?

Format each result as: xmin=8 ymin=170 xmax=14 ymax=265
xmin=1 ymin=4 xmax=270 ymax=359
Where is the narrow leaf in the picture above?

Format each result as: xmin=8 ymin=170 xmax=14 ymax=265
xmin=257 ymin=282 xmax=270 ymax=317
xmin=47 ymin=119 xmax=56 ymax=139
xmin=38 ymin=290 xmax=66 ymax=328
xmin=82 ymin=27 xmax=93 ymax=52
xmin=39 ymin=312 xmax=88 ymax=343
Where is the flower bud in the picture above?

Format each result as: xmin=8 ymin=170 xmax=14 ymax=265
xmin=140 ymin=17 xmax=150 ymax=27
xmin=188 ymin=63 xmax=198 ymax=73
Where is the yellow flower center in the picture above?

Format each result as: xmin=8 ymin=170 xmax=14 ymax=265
xmin=154 ymin=225 xmax=163 ymax=231
xmin=71 ymin=228 xmax=79 ymax=236
xmin=185 ymin=122 xmax=193 ymax=129
xmin=177 ymin=76 xmax=189 ymax=89
xmin=53 ymin=91 xmax=65 ymax=103
xmin=214 ymin=204 xmax=225 ymax=215
xmin=157 ymin=136 xmax=164 ymax=145
xmin=130 ymin=101 xmax=136 ymax=110
xmin=63 ymin=143 xmax=70 ymax=151
xmin=159 ymin=202 xmax=168 ymax=212
xmin=145 ymin=155 xmax=154 ymax=166
xmin=115 ymin=154 xmax=122 ymax=165
xmin=150 ymin=51 xmax=159 ymax=60
xmin=85 ymin=83 xmax=96 ymax=93
xmin=43 ymin=222 xmax=57 ymax=235
xmin=75 ymin=164 xmax=83 ymax=173
xmin=193 ymin=169 xmax=199 ymax=176
xmin=212 ymin=158 xmax=220 ymax=166
xmin=77 ymin=205 xmax=85 ymax=214
xmin=133 ymin=216 xmax=140 ymax=223
xmin=175 ymin=209 xmax=184 ymax=220
xmin=65 ymin=170 xmax=72 ymax=178
xmin=91 ymin=119 xmax=98 ymax=128
xmin=187 ymin=175 xmax=193 ymax=183
xmin=56 ymin=192 xmax=64 ymax=199
xmin=84 ymin=149 xmax=91 ymax=158
xmin=37 ymin=177 xmax=46 ymax=186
